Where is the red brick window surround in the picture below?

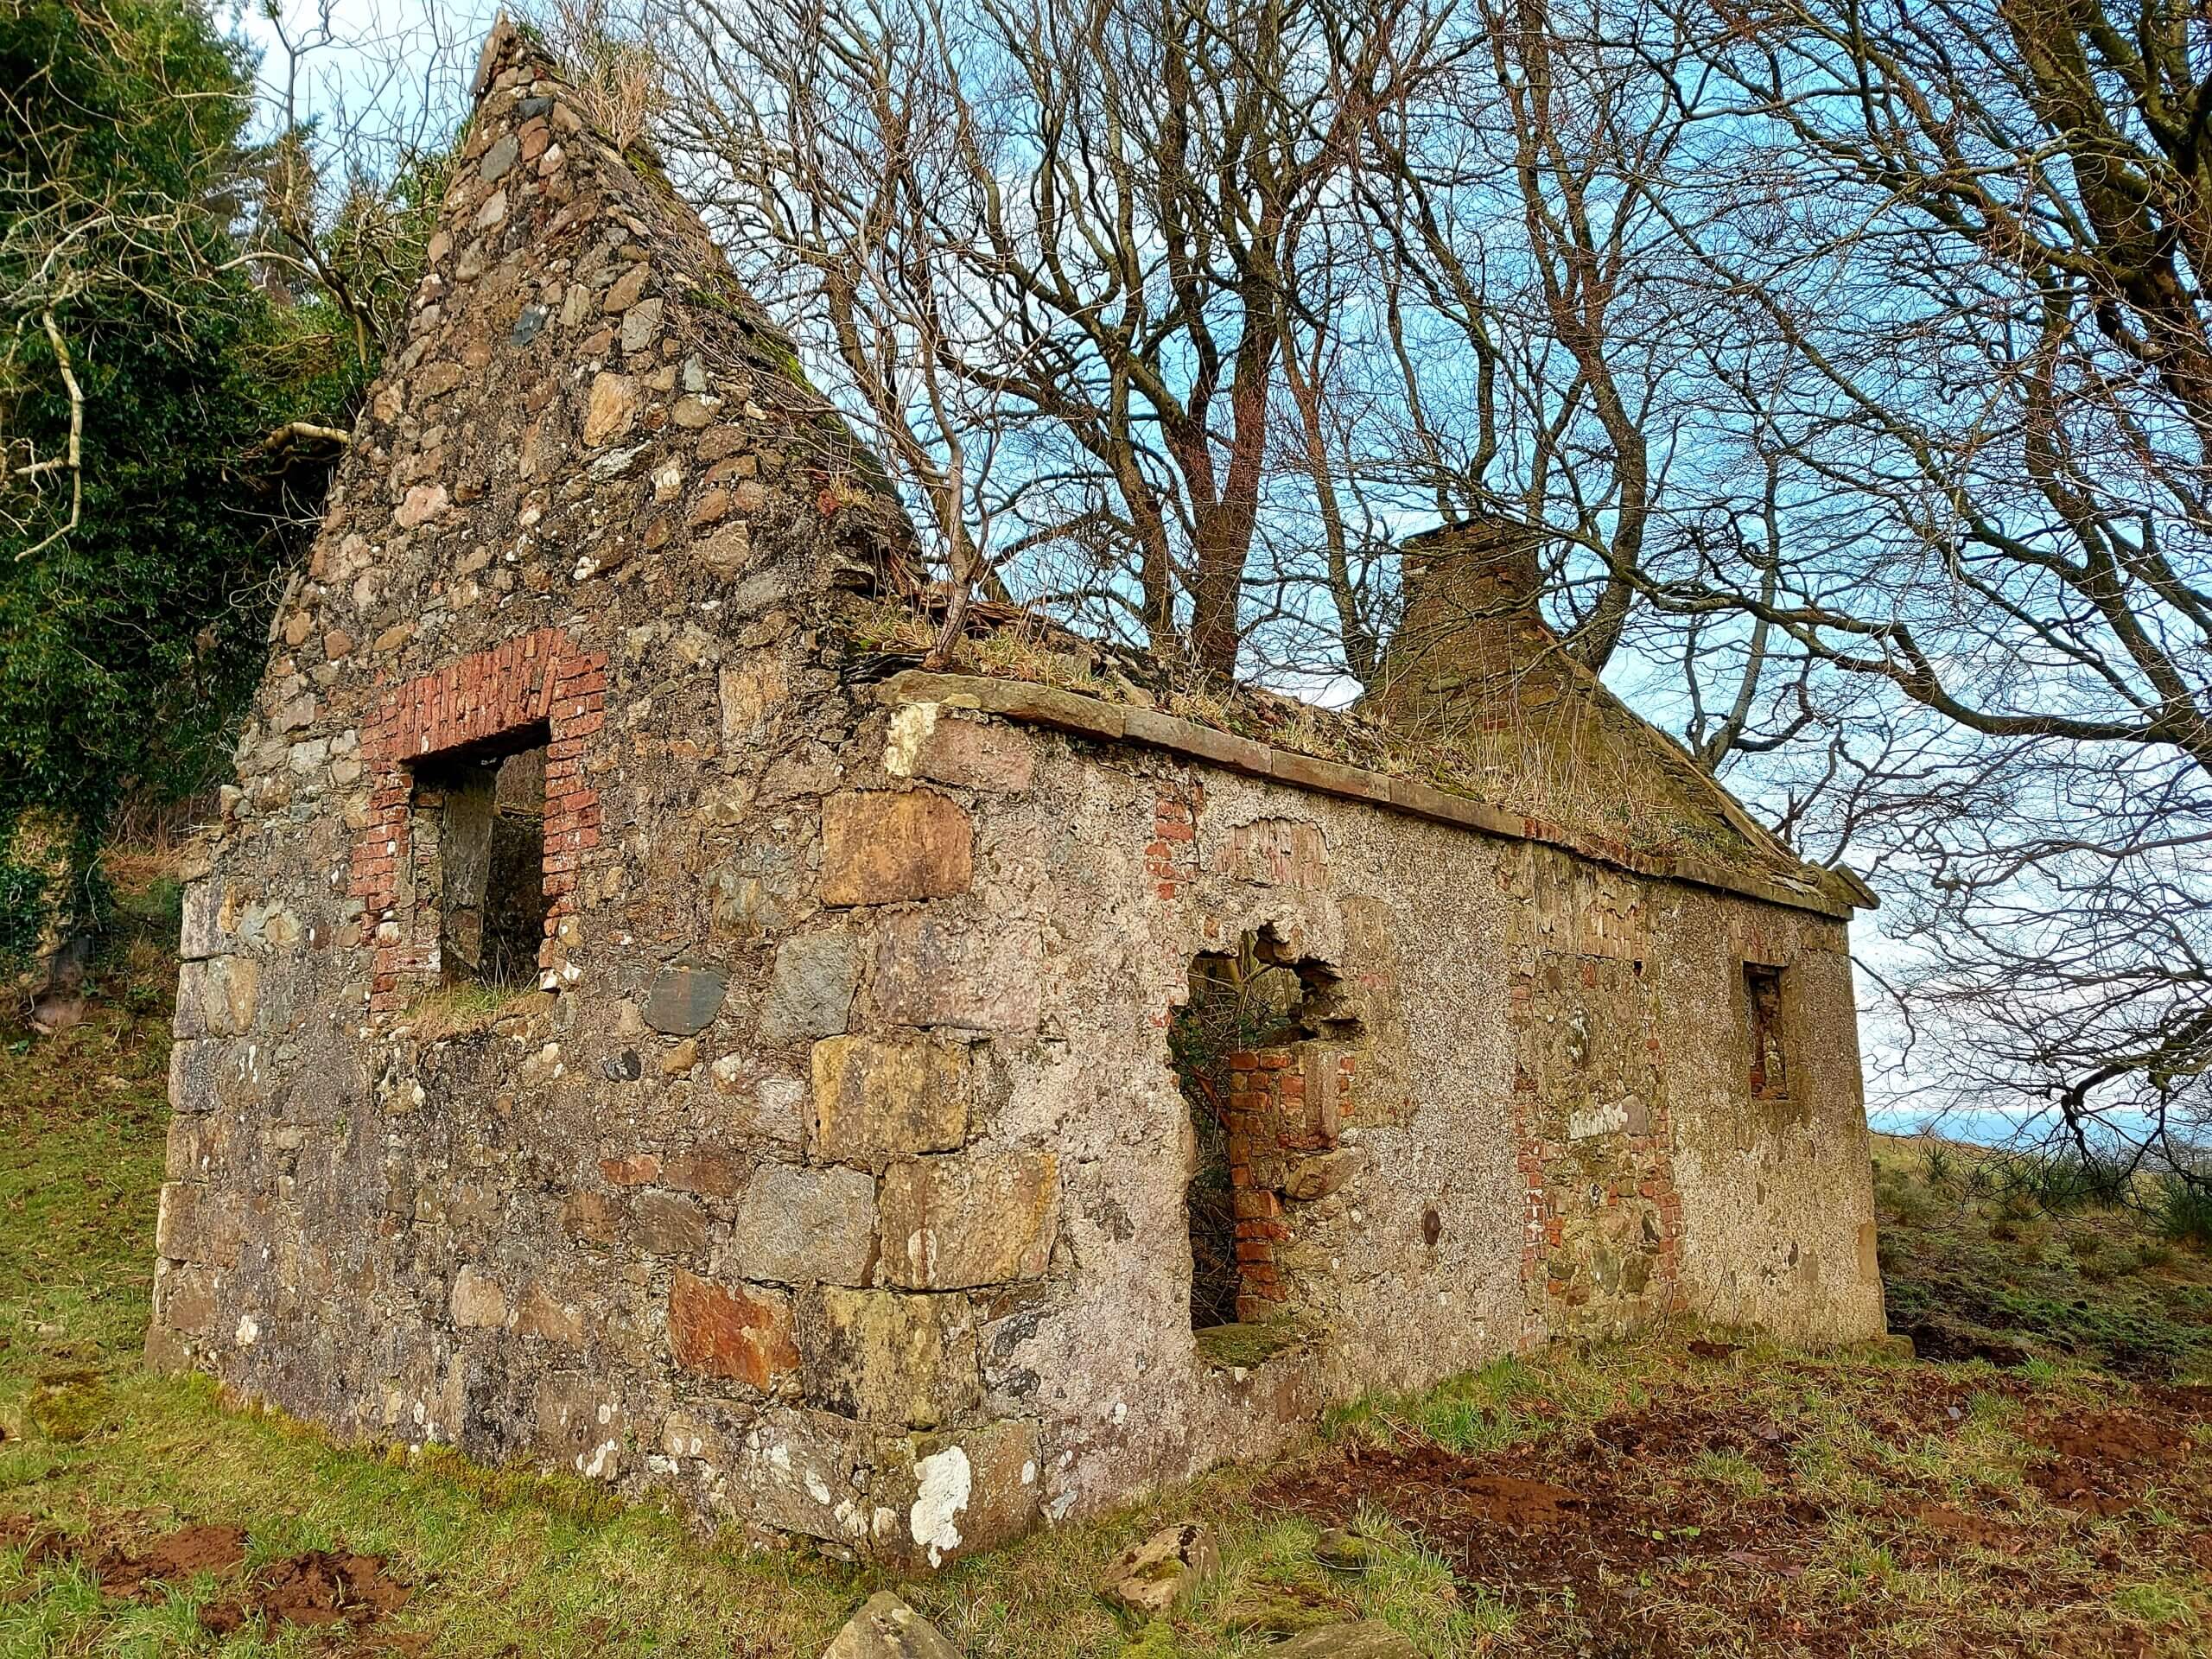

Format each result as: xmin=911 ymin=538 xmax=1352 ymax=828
xmin=349 ymin=627 xmax=606 ymax=1015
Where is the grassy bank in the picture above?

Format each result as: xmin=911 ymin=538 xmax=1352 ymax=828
xmin=3 ymin=899 xmax=2210 ymax=1656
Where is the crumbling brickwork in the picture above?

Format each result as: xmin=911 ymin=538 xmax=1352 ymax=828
xmin=149 ymin=22 xmax=1886 ymax=1570
xmin=1225 ymin=1044 xmax=1360 ymax=1321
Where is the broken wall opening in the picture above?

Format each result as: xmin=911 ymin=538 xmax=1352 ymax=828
xmin=1744 ymin=963 xmax=1789 ymax=1102
xmin=409 ymin=724 xmax=551 ymax=990
xmin=1168 ymin=928 xmax=1363 ymax=1362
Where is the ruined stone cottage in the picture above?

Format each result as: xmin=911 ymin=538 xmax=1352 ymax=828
xmin=149 ymin=22 xmax=1888 ymax=1567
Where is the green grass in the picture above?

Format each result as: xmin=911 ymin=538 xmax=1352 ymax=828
xmin=4 ymin=913 xmax=2212 ymax=1657
xmin=1872 ymin=1135 xmax=2212 ymax=1378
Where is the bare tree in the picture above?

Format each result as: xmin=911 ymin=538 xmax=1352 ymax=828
xmin=536 ymin=0 xmax=2209 ymax=1148
xmin=1620 ymin=0 xmax=2212 ymax=1158
xmin=249 ymin=0 xmax=482 ymax=374
xmin=637 ymin=0 xmax=1457 ymax=675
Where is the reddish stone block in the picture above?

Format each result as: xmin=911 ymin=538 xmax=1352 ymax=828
xmin=668 ymin=1270 xmax=798 ymax=1389
xmin=819 ymin=790 xmax=974 ymax=907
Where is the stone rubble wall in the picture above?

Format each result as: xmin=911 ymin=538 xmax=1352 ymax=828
xmin=865 ymin=693 xmax=1884 ymax=1522
xmin=151 ymin=22 xmax=1049 ymax=1568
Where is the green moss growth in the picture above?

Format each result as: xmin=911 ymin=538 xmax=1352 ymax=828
xmin=1192 ymin=1321 xmax=1312 ymax=1371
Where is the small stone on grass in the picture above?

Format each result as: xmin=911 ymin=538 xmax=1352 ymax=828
xmin=1313 ymin=1525 xmax=1379 ymax=1576
xmin=820 ymin=1591 xmax=960 ymax=1659
xmin=1097 ymin=1522 xmax=1220 ymax=1616
xmin=1270 ymin=1620 xmax=1424 ymax=1659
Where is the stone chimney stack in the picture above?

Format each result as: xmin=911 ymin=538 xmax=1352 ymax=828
xmin=1368 ymin=516 xmax=1563 ymax=735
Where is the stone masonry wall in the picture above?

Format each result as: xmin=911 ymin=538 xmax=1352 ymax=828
xmin=149 ymin=21 xmax=1884 ymax=1569
xmin=864 ymin=689 xmax=1885 ymax=1522
xmin=152 ymin=23 xmax=1062 ymax=1568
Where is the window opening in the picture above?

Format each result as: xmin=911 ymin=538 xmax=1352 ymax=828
xmin=1745 ymin=963 xmax=1789 ymax=1101
xmin=410 ymin=725 xmax=550 ymax=990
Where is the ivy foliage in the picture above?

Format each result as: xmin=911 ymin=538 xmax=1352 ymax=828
xmin=0 ymin=0 xmax=424 ymax=967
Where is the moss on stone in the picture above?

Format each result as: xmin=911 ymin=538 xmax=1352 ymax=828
xmin=1193 ymin=1320 xmax=1311 ymax=1370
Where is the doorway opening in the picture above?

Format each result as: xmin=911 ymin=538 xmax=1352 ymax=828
xmin=1168 ymin=928 xmax=1363 ymax=1361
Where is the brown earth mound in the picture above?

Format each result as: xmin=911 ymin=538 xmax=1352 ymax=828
xmin=1912 ymin=1503 xmax=2018 ymax=1551
xmin=1260 ymin=1408 xmax=1833 ymax=1657
xmin=1260 ymin=1380 xmax=2212 ymax=1659
xmin=99 ymin=1523 xmax=249 ymax=1591
xmin=2027 ymin=1409 xmax=2186 ymax=1515
xmin=2 ymin=1514 xmax=410 ymax=1637
xmin=198 ymin=1548 xmax=411 ymax=1634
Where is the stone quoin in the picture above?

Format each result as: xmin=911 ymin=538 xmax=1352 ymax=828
xmin=149 ymin=18 xmax=1889 ymax=1567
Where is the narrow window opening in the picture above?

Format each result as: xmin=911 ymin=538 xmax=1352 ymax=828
xmin=1168 ymin=927 xmax=1363 ymax=1367
xmin=1744 ymin=963 xmax=1789 ymax=1101
xmin=410 ymin=725 xmax=550 ymax=990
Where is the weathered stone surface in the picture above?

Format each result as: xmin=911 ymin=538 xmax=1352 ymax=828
xmin=759 ymin=929 xmax=859 ymax=1046
xmin=720 ymin=657 xmax=786 ymax=740
xmin=1268 ymin=1623 xmax=1422 ymax=1659
xmin=583 ymin=372 xmax=639 ymax=445
xmin=642 ymin=962 xmax=728 ymax=1036
xmin=820 ymin=791 xmax=973 ymax=907
xmin=809 ymin=1035 xmax=974 ymax=1164
xmin=728 ymin=1162 xmax=877 ymax=1285
xmin=173 ymin=957 xmax=259 ymax=1038
xmin=696 ymin=520 xmax=752 ymax=572
xmin=154 ymin=1181 xmax=205 ymax=1260
xmin=533 ymin=1375 xmax=626 ymax=1478
xmin=879 ymin=1149 xmax=1058 ymax=1289
xmin=178 ymin=880 xmax=226 ymax=960
xmin=515 ymin=1285 xmax=585 ymax=1344
xmin=876 ymin=1418 xmax=1042 ymax=1567
xmin=1282 ymin=1148 xmax=1360 ymax=1203
xmin=1313 ymin=1527 xmax=1383 ymax=1577
xmin=632 ymin=1190 xmax=709 ymax=1255
xmin=799 ymin=1287 xmax=978 ymax=1427
xmin=451 ymin=1266 xmax=508 ymax=1328
xmin=1096 ymin=1523 xmax=1221 ymax=1615
xmin=668 ymin=1270 xmax=799 ymax=1390
xmin=868 ymin=914 xmax=1040 ymax=1033
xmin=603 ymin=261 xmax=651 ymax=312
xmin=883 ymin=702 xmax=1036 ymax=793
xmin=620 ymin=295 xmax=664 ymax=353
xmin=821 ymin=1592 xmax=961 ymax=1659
xmin=478 ymin=131 xmax=519 ymax=181
xmin=709 ymin=849 xmax=801 ymax=941
xmin=166 ymin=1037 xmax=237 ymax=1115
xmin=661 ymin=1146 xmax=744 ymax=1198
xmin=728 ymin=1406 xmax=877 ymax=1548
xmin=395 ymin=483 xmax=448 ymax=528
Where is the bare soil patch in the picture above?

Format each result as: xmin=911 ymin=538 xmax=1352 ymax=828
xmin=2027 ymin=1408 xmax=2190 ymax=1515
xmin=1262 ymin=1371 xmax=2212 ymax=1658
xmin=198 ymin=1548 xmax=412 ymax=1634
xmin=0 ymin=1513 xmax=410 ymax=1635
xmin=98 ymin=1522 xmax=249 ymax=1590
